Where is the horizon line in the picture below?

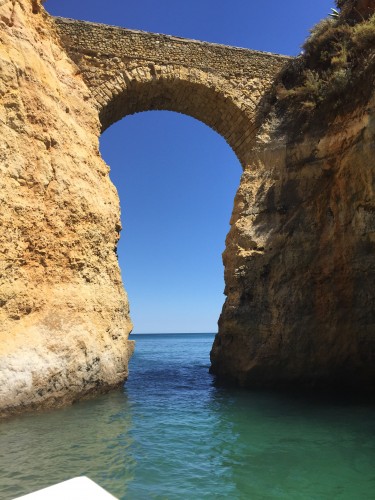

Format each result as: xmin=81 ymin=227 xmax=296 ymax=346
xmin=130 ymin=332 xmax=216 ymax=335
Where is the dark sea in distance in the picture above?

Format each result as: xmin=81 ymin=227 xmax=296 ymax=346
xmin=0 ymin=333 xmax=375 ymax=499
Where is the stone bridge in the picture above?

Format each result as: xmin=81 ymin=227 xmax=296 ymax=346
xmin=54 ymin=18 xmax=289 ymax=167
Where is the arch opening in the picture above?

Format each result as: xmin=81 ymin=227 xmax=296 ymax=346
xmin=100 ymin=109 xmax=242 ymax=333
xmin=96 ymin=65 xmax=256 ymax=169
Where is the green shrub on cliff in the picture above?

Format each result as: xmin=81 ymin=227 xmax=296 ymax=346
xmin=352 ymin=12 xmax=375 ymax=48
xmin=276 ymin=6 xmax=375 ymax=114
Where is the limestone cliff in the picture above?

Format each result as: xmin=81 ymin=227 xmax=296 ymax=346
xmin=0 ymin=0 xmax=133 ymax=417
xmin=2 ymin=0 xmax=374 ymax=418
xmin=211 ymin=5 xmax=375 ymax=391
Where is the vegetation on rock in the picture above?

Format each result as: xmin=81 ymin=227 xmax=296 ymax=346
xmin=276 ymin=0 xmax=375 ymax=115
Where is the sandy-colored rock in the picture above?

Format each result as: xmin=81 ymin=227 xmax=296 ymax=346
xmin=210 ymin=86 xmax=375 ymax=391
xmin=0 ymin=0 xmax=133 ymax=417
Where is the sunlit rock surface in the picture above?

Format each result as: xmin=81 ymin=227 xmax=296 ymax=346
xmin=0 ymin=0 xmax=133 ymax=417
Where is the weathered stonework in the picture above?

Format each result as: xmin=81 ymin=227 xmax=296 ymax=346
xmin=54 ymin=18 xmax=289 ymax=167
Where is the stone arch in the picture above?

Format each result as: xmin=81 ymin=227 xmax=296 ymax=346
xmin=94 ymin=65 xmax=256 ymax=168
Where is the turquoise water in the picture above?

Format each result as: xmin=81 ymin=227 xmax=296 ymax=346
xmin=1 ymin=333 xmax=375 ymax=499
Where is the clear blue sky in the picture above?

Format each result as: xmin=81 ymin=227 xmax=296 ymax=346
xmin=46 ymin=1 xmax=334 ymax=333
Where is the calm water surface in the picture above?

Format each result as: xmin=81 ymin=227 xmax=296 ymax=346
xmin=0 ymin=333 xmax=375 ymax=499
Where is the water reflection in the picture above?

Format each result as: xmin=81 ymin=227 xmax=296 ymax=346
xmin=0 ymin=391 xmax=135 ymax=499
xmin=208 ymin=386 xmax=375 ymax=499
xmin=1 ymin=334 xmax=375 ymax=500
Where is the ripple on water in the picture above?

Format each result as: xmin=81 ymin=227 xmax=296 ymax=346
xmin=0 ymin=333 xmax=375 ymax=500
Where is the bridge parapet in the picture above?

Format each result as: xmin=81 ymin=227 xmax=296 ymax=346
xmin=54 ymin=18 xmax=290 ymax=166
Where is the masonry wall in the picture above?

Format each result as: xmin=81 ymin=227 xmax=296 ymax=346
xmin=54 ymin=17 xmax=287 ymax=93
xmin=54 ymin=18 xmax=288 ymax=166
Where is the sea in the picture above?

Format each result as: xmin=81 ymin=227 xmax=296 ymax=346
xmin=0 ymin=333 xmax=374 ymax=499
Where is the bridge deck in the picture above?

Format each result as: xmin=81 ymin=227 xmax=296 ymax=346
xmin=54 ymin=17 xmax=289 ymax=83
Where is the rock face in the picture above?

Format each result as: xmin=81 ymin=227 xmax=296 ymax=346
xmin=0 ymin=0 xmax=133 ymax=417
xmin=210 ymin=80 xmax=375 ymax=390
